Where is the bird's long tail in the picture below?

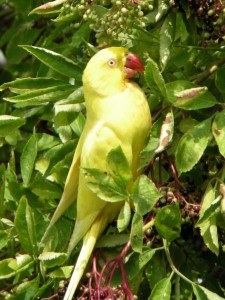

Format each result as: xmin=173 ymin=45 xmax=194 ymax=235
xmin=63 ymin=215 xmax=107 ymax=300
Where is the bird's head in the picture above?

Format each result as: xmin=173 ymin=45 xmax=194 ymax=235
xmin=82 ymin=47 xmax=144 ymax=97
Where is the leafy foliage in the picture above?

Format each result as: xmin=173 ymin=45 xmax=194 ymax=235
xmin=0 ymin=0 xmax=225 ymax=299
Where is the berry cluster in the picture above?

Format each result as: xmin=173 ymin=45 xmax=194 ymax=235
xmin=169 ymin=0 xmax=225 ymax=45
xmin=59 ymin=0 xmax=154 ymax=45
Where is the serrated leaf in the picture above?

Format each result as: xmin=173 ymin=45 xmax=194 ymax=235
xmin=0 ymin=115 xmax=25 ymax=137
xmin=212 ymin=109 xmax=225 ymax=158
xmin=155 ymin=204 xmax=181 ymax=242
xmin=160 ymin=12 xmax=176 ymax=70
xmin=117 ymin=201 xmax=131 ymax=232
xmin=132 ymin=175 xmax=161 ymax=216
xmin=145 ymin=58 xmax=167 ymax=100
xmin=148 ymin=277 xmax=171 ymax=300
xmin=155 ymin=111 xmax=174 ymax=153
xmin=38 ymin=252 xmax=67 ymax=268
xmin=130 ymin=213 xmax=143 ymax=253
xmin=20 ymin=133 xmax=38 ymax=185
xmin=175 ymin=118 xmax=211 ymax=174
xmin=21 ymin=45 xmax=82 ymax=80
xmin=166 ymin=81 xmax=218 ymax=110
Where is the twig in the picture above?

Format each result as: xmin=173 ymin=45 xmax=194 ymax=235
xmin=192 ymin=56 xmax=225 ymax=85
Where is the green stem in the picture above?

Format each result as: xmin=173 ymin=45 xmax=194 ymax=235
xmin=163 ymin=239 xmax=194 ymax=286
xmin=142 ymin=219 xmax=154 ymax=232
xmin=175 ymin=274 xmax=180 ymax=300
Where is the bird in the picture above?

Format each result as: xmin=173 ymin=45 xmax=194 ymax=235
xmin=41 ymin=47 xmax=151 ymax=300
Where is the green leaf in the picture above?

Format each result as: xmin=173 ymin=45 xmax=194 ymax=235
xmin=0 ymin=77 xmax=68 ymax=93
xmin=148 ymin=277 xmax=171 ymax=300
xmin=21 ymin=45 xmax=82 ymax=80
xmin=15 ymin=276 xmax=39 ymax=300
xmin=175 ymin=118 xmax=211 ymax=174
xmin=117 ymin=201 xmax=131 ymax=232
xmin=193 ymin=284 xmax=225 ymax=300
xmin=212 ymin=109 xmax=225 ymax=158
xmin=132 ymin=175 xmax=161 ymax=216
xmin=14 ymin=197 xmax=37 ymax=255
xmin=38 ymin=252 xmax=67 ymax=268
xmin=155 ymin=204 xmax=181 ymax=242
xmin=11 ymin=0 xmax=32 ymax=14
xmin=84 ymin=168 xmax=128 ymax=202
xmin=0 ymin=255 xmax=33 ymax=279
xmin=195 ymin=195 xmax=221 ymax=227
xmin=146 ymin=251 xmax=168 ymax=289
xmin=166 ymin=80 xmax=218 ymax=110
xmin=126 ymin=248 xmax=157 ymax=281
xmin=160 ymin=12 xmax=176 ymax=70
xmin=215 ymin=66 xmax=225 ymax=95
xmin=44 ymin=140 xmax=77 ymax=177
xmin=107 ymin=146 xmax=132 ymax=186
xmin=96 ymin=233 xmax=129 ymax=248
xmin=54 ymin=103 xmax=84 ymax=142
xmin=155 ymin=0 xmax=170 ymax=22
xmin=130 ymin=212 xmax=143 ymax=253
xmin=20 ymin=132 xmax=38 ymax=185
xmin=145 ymin=58 xmax=167 ymax=100
xmin=4 ymin=85 xmax=74 ymax=106
xmin=0 ymin=258 xmax=18 ymax=279
xmin=58 ymin=87 xmax=84 ymax=105
xmin=30 ymin=177 xmax=62 ymax=199
xmin=0 ymin=231 xmax=8 ymax=250
xmin=197 ymin=184 xmax=219 ymax=255
xmin=48 ymin=266 xmax=74 ymax=279
xmin=0 ymin=115 xmax=25 ymax=137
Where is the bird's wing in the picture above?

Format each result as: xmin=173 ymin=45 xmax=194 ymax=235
xmin=41 ymin=124 xmax=89 ymax=243
xmin=66 ymin=120 xmax=132 ymax=255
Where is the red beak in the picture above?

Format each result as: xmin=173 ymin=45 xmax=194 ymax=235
xmin=124 ymin=53 xmax=144 ymax=78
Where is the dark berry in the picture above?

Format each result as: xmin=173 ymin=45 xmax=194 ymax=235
xmin=64 ymin=280 xmax=69 ymax=287
xmin=193 ymin=205 xmax=200 ymax=213
xmin=180 ymin=188 xmax=189 ymax=196
xmin=179 ymin=200 xmax=186 ymax=209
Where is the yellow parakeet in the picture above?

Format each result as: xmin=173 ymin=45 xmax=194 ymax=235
xmin=41 ymin=47 xmax=151 ymax=300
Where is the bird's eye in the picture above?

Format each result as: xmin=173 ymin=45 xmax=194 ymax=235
xmin=108 ymin=59 xmax=116 ymax=67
